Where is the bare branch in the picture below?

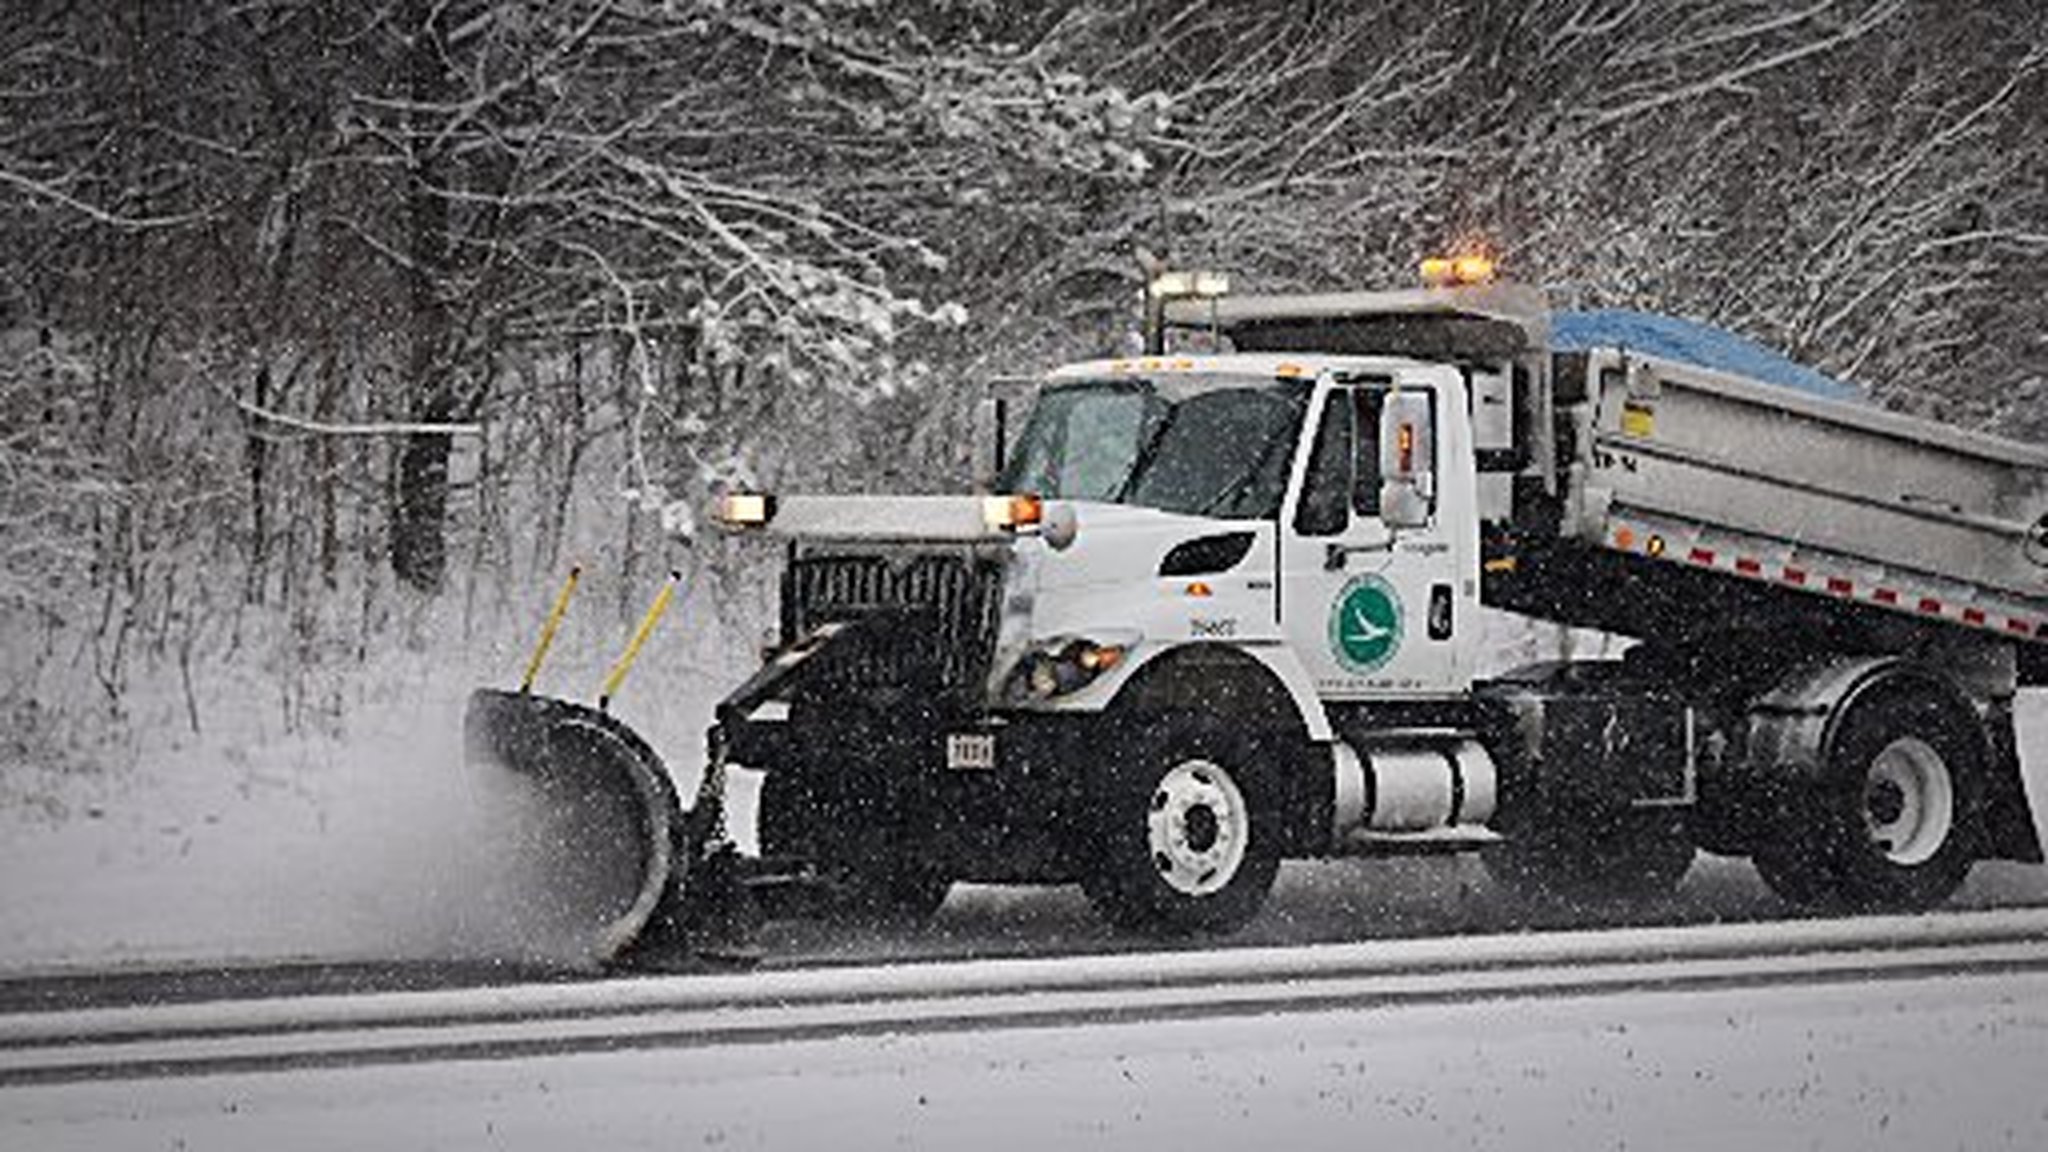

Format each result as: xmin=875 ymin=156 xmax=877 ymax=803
xmin=0 ymin=167 xmax=204 ymax=229
xmin=1580 ymin=0 xmax=1905 ymax=132
xmin=233 ymin=394 xmax=482 ymax=438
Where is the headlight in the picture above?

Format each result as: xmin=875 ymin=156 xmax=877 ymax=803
xmin=1005 ymin=636 xmax=1133 ymax=702
xmin=715 ymin=491 xmax=776 ymax=529
xmin=982 ymin=492 xmax=1044 ymax=533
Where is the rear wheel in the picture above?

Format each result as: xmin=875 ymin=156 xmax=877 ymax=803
xmin=1082 ymin=713 xmax=1283 ymax=937
xmin=1752 ymin=684 xmax=1980 ymax=912
xmin=757 ymin=767 xmax=952 ymax=926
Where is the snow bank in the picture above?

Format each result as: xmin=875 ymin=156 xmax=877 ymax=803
xmin=0 ymin=577 xmax=755 ymax=973
xmin=0 ymin=691 xmax=603 ymax=970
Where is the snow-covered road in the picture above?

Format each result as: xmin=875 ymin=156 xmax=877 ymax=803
xmin=5 ymin=909 xmax=2048 ymax=1150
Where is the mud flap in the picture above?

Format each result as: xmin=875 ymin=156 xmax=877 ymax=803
xmin=465 ymin=688 xmax=722 ymax=967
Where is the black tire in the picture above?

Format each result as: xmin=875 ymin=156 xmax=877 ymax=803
xmin=757 ymin=767 xmax=952 ymax=926
xmin=1081 ymin=712 xmax=1285 ymax=937
xmin=1481 ymin=813 xmax=1694 ymax=909
xmin=1752 ymin=682 xmax=1981 ymax=912
xmin=1750 ymin=838 xmax=1840 ymax=909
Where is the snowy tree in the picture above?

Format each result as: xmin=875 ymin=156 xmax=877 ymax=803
xmin=1 ymin=0 xmax=2042 ymax=727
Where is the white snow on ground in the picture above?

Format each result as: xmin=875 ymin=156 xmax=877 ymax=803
xmin=0 ymin=585 xmax=744 ymax=971
xmin=6 ymin=966 xmax=2047 ymax=1151
xmin=0 ymin=687 xmax=625 ymax=969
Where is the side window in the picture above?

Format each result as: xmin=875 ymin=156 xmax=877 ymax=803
xmin=1293 ymin=389 xmax=1352 ymax=536
xmin=1351 ymin=388 xmax=1388 ymax=516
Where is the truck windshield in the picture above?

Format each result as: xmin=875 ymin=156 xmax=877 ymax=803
xmin=1000 ymin=376 xmax=1311 ymax=519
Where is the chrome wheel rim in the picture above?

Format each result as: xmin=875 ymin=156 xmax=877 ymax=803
xmin=1862 ymin=736 xmax=1954 ymax=866
xmin=1147 ymin=759 xmax=1250 ymax=896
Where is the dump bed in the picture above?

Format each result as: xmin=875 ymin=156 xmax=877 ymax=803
xmin=1563 ymin=347 xmax=2048 ymax=648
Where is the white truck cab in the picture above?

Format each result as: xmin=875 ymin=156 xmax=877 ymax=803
xmin=996 ymin=354 xmax=1481 ymax=725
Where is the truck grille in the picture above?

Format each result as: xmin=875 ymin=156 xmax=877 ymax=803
xmin=782 ymin=549 xmax=1005 ymax=700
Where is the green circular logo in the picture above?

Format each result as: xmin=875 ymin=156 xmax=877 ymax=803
xmin=1329 ymin=574 xmax=1403 ymax=673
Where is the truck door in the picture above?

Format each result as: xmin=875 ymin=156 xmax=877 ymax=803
xmin=1280 ymin=374 xmax=1470 ymax=699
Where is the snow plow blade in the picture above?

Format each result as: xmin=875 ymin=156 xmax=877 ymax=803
xmin=463 ymin=688 xmax=689 ymax=967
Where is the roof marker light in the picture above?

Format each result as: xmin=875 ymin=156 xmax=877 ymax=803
xmin=1421 ymin=253 xmax=1498 ymax=287
xmin=1453 ymin=254 xmax=1496 ymax=284
xmin=1149 ymin=270 xmax=1232 ymax=300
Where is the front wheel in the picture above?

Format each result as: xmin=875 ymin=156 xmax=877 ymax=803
xmin=1082 ymin=714 xmax=1283 ymax=937
xmin=1752 ymin=684 xmax=1981 ymax=912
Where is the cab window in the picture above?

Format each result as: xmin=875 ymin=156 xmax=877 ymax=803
xmin=1293 ymin=390 xmax=1352 ymax=537
xmin=1350 ymin=387 xmax=1388 ymax=516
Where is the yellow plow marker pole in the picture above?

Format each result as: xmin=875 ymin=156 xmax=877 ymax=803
xmin=600 ymin=570 xmax=682 ymax=711
xmin=520 ymin=565 xmax=582 ymax=694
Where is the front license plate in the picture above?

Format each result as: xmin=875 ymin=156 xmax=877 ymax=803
xmin=946 ymin=733 xmax=996 ymax=771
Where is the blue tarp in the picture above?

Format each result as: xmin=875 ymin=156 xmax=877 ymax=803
xmin=1551 ymin=310 xmax=1863 ymax=402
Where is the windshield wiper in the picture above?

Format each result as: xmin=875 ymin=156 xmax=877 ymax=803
xmin=1110 ymin=405 xmax=1179 ymax=504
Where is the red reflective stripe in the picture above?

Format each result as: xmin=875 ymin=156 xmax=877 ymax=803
xmin=1963 ymin=608 xmax=1988 ymax=626
xmin=1826 ymin=577 xmax=1854 ymax=595
xmin=1688 ymin=548 xmax=1717 ymax=566
xmin=1735 ymin=558 xmax=1763 ymax=575
xmin=1782 ymin=567 xmax=1808 ymax=585
xmin=1918 ymin=597 xmax=1944 ymax=615
xmin=1873 ymin=588 xmax=1899 ymax=605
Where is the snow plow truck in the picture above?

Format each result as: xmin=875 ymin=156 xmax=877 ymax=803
xmin=468 ymin=260 xmax=2048 ymax=966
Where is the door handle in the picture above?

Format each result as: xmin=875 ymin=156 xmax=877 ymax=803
xmin=1323 ymin=522 xmax=1394 ymax=570
xmin=1324 ymin=540 xmax=1394 ymax=570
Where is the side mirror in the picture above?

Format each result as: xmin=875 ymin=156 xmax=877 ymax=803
xmin=1379 ymin=391 xmax=1435 ymax=529
xmin=972 ymin=396 xmax=1008 ymax=492
xmin=1042 ymin=502 xmax=1079 ymax=551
